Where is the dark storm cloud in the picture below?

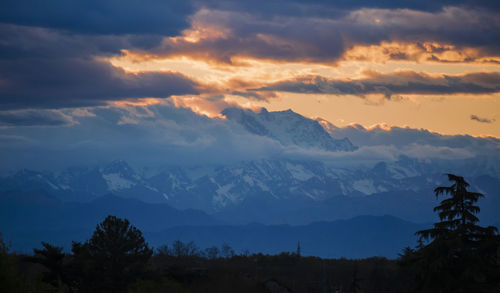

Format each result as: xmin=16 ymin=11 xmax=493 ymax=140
xmin=0 ymin=2 xmax=194 ymax=110
xmin=0 ymin=0 xmax=194 ymax=35
xmin=256 ymin=71 xmax=500 ymax=98
xmin=1 ymin=1 xmax=499 ymax=66
xmin=142 ymin=5 xmax=500 ymax=64
xmin=144 ymin=9 xmax=348 ymax=63
xmin=197 ymin=0 xmax=500 ymax=16
xmin=0 ymin=24 xmax=137 ymax=60
xmin=470 ymin=115 xmax=496 ymax=124
xmin=2 ymin=0 xmax=497 ymax=38
xmin=1 ymin=1 xmax=499 ymax=112
xmin=0 ymin=58 xmax=199 ymax=109
xmin=0 ymin=25 xmax=200 ymax=110
xmin=0 ymin=110 xmax=75 ymax=126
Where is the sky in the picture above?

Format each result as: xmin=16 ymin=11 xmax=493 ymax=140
xmin=1 ymin=0 xmax=500 ymax=171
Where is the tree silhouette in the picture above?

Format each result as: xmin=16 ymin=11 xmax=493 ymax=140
xmin=296 ymin=241 xmax=301 ymax=257
xmin=72 ymin=215 xmax=153 ymax=293
xmin=220 ymin=243 xmax=235 ymax=258
xmin=31 ymin=242 xmax=66 ymax=288
xmin=407 ymin=174 xmax=499 ymax=293
xmin=416 ymin=174 xmax=497 ymax=246
xmin=205 ymin=246 xmax=219 ymax=260
xmin=170 ymin=240 xmax=199 ymax=258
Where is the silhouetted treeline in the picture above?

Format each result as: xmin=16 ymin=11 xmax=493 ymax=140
xmin=0 ymin=233 xmax=406 ymax=293
xmin=1 ymin=174 xmax=499 ymax=292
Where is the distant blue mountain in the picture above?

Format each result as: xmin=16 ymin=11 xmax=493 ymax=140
xmin=1 ymin=158 xmax=500 ymax=226
xmin=2 ymin=188 xmax=497 ymax=258
xmin=0 ymin=189 xmax=428 ymax=258
xmin=0 ymin=190 xmax=221 ymax=252
xmin=148 ymin=215 xmax=427 ymax=259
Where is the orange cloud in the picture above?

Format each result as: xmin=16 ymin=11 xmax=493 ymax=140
xmin=170 ymin=96 xmax=234 ymax=118
xmin=111 ymin=97 xmax=165 ymax=108
xmin=342 ymin=41 xmax=500 ymax=64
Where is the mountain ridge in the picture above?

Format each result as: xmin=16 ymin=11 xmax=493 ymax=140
xmin=222 ymin=107 xmax=357 ymax=152
xmin=2 ymin=158 xmax=500 ymax=225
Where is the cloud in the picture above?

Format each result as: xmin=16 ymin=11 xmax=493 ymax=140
xmin=322 ymin=120 xmax=500 ymax=155
xmin=471 ymin=115 xmax=496 ymax=124
xmin=0 ymin=103 xmax=497 ymax=172
xmin=2 ymin=4 xmax=500 ymax=112
xmin=0 ymin=24 xmax=126 ymax=59
xmin=0 ymin=103 xmax=289 ymax=171
xmin=198 ymin=0 xmax=500 ymax=15
xmin=0 ymin=134 xmax=35 ymax=146
xmin=0 ymin=57 xmax=200 ymax=109
xmin=256 ymin=71 xmax=500 ymax=98
xmin=342 ymin=41 xmax=500 ymax=64
xmin=399 ymin=143 xmax=475 ymax=160
xmin=0 ymin=0 xmax=194 ymax=35
xmin=0 ymin=24 xmax=200 ymax=110
xmin=230 ymin=91 xmax=270 ymax=101
xmin=0 ymin=1 xmax=498 ymax=173
xmin=0 ymin=109 xmax=75 ymax=126
xmin=130 ymin=6 xmax=500 ymax=65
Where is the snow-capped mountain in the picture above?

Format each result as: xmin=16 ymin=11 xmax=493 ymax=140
xmin=1 ymin=160 xmax=166 ymax=203
xmin=3 ymin=156 xmax=500 ymax=225
xmin=222 ymin=107 xmax=357 ymax=152
xmin=100 ymin=160 xmax=140 ymax=190
xmin=1 ymin=107 xmax=499 ymax=225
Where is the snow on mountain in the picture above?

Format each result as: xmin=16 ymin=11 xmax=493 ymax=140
xmin=100 ymin=160 xmax=139 ymax=191
xmin=2 ymin=106 xmax=499 ymax=225
xmin=222 ymin=107 xmax=357 ymax=152
xmin=0 ymin=161 xmax=166 ymax=202
xmin=156 ymin=157 xmax=443 ymax=211
xmin=2 ymin=156 xmax=500 ymax=225
xmin=3 ymin=155 xmax=499 ymax=208
xmin=0 ymin=169 xmax=62 ymax=194
xmin=102 ymin=173 xmax=135 ymax=191
xmin=0 ymin=157 xmax=494 ymax=206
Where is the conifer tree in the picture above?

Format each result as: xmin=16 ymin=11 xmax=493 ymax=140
xmin=416 ymin=174 xmax=497 ymax=247
xmin=32 ymin=242 xmax=66 ymax=287
xmin=407 ymin=174 xmax=500 ymax=293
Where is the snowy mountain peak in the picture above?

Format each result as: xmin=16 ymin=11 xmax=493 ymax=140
xmin=222 ymin=107 xmax=357 ymax=152
xmin=101 ymin=160 xmax=135 ymax=177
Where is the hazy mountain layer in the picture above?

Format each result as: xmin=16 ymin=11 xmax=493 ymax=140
xmin=2 ymin=158 xmax=500 ymax=226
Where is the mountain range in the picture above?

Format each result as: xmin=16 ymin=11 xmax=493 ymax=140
xmin=0 ymin=189 xmax=426 ymax=258
xmin=1 ymin=108 xmax=499 ymax=256
xmin=2 ymin=157 xmax=499 ymax=225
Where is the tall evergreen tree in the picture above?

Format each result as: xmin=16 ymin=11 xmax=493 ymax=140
xmin=406 ymin=174 xmax=500 ymax=293
xmin=416 ymin=174 xmax=497 ymax=247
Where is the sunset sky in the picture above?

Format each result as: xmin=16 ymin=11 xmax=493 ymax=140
xmin=1 ymin=1 xmax=500 ymax=171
